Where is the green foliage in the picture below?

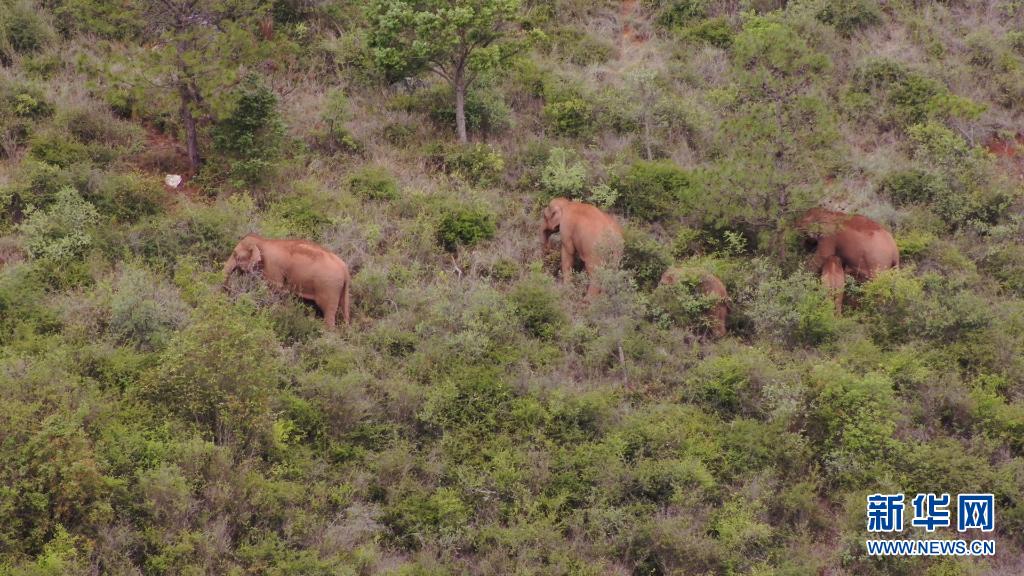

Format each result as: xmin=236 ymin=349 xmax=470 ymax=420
xmin=655 ymin=0 xmax=707 ymax=30
xmin=621 ymin=229 xmax=671 ymax=291
xmin=140 ymin=297 xmax=284 ymax=448
xmin=649 ymin=267 xmax=718 ymax=331
xmin=28 ymin=130 xmax=92 ymax=168
xmin=543 ymin=97 xmax=593 ymax=137
xmin=539 ymin=147 xmax=587 ymax=200
xmin=878 ymin=168 xmax=944 ymax=207
xmin=436 ymin=205 xmax=497 ymax=252
xmin=612 ymin=160 xmax=696 ymax=222
xmin=0 ymin=1 xmax=53 ymax=58
xmin=18 ymin=187 xmax=99 ymax=264
xmin=212 ymin=76 xmax=285 ymax=187
xmin=816 ymin=0 xmax=883 ymax=36
xmin=431 ymin=142 xmax=505 ymax=186
xmin=743 ymin=264 xmax=839 ymax=347
xmin=86 ymin=172 xmax=164 ymax=223
xmin=347 ymin=165 xmax=400 ymax=201
xmin=50 ymin=0 xmax=144 ymax=40
xmin=417 ymin=84 xmax=511 ymax=136
xmin=683 ymin=17 xmax=733 ymax=48
xmin=510 ymin=273 xmax=565 ymax=339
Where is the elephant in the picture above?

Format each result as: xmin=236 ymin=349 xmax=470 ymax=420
xmin=541 ymin=197 xmax=624 ymax=298
xmin=796 ymin=208 xmax=899 ymax=281
xmin=223 ymin=234 xmax=351 ymax=328
xmin=821 ymin=255 xmax=845 ymax=314
xmin=659 ymin=268 xmax=729 ymax=338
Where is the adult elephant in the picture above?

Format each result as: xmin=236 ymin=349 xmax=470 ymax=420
xmin=659 ymin=267 xmax=729 ymax=338
xmin=541 ymin=197 xmax=624 ymax=298
xmin=796 ymin=208 xmax=898 ymax=312
xmin=223 ymin=234 xmax=351 ymax=328
xmin=796 ymin=208 xmax=899 ymax=280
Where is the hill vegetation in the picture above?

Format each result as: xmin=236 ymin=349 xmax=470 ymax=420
xmin=1 ymin=0 xmax=1023 ymax=574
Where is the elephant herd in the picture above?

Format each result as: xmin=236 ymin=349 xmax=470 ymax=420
xmin=223 ymin=197 xmax=900 ymax=336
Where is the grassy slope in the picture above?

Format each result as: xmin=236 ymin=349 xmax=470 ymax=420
xmin=1 ymin=0 xmax=1024 ymax=574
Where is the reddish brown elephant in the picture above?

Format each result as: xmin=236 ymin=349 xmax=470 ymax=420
xmin=821 ymin=255 xmax=845 ymax=314
xmin=796 ymin=208 xmax=899 ymax=281
xmin=660 ymin=268 xmax=729 ymax=338
xmin=223 ymin=234 xmax=351 ymax=328
xmin=541 ymin=198 xmax=624 ymax=298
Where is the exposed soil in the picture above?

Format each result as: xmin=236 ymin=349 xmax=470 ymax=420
xmin=985 ymin=132 xmax=1024 ymax=180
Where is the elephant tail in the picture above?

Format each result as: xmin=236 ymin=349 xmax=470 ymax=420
xmin=341 ymin=277 xmax=351 ymax=325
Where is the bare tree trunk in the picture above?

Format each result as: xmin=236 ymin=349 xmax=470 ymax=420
xmin=454 ymin=73 xmax=468 ymax=144
xmin=179 ymin=80 xmax=201 ymax=171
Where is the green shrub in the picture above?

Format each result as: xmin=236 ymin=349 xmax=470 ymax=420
xmin=28 ymin=130 xmax=91 ymax=168
xmin=655 ymin=0 xmax=707 ymax=29
xmin=87 ymin=172 xmax=164 ymax=223
xmin=140 ymin=297 xmax=284 ymax=449
xmin=105 ymin=264 xmax=189 ymax=350
xmin=414 ymin=84 xmax=510 ymax=137
xmin=212 ymin=75 xmax=285 ymax=187
xmin=431 ymin=143 xmax=505 ymax=186
xmin=809 ymin=364 xmax=900 ymax=488
xmin=888 ymin=74 xmax=942 ymax=127
xmin=540 ymin=147 xmax=587 ymax=200
xmin=743 ymin=266 xmax=839 ymax=347
xmin=612 ymin=160 xmax=697 ymax=222
xmin=860 ymin=268 xmax=924 ymax=342
xmin=347 ymin=165 xmax=399 ymax=201
xmin=436 ymin=205 xmax=496 ymax=252
xmin=382 ymin=488 xmax=470 ymax=550
xmin=18 ymin=187 xmax=99 ymax=264
xmin=621 ymin=229 xmax=671 ymax=291
xmin=981 ymin=244 xmax=1024 ymax=297
xmin=50 ymin=0 xmax=144 ymax=40
xmin=510 ymin=274 xmax=566 ymax=340
xmin=684 ymin=17 xmax=733 ymax=48
xmin=816 ymin=0 xmax=883 ymax=36
xmin=1 ymin=1 xmax=53 ymax=57
xmin=0 ymin=264 xmax=61 ymax=344
xmin=877 ymin=168 xmax=944 ymax=206
xmin=547 ymin=27 xmax=615 ymax=66
xmin=543 ymin=97 xmax=593 ymax=137
xmin=266 ymin=193 xmax=333 ymax=238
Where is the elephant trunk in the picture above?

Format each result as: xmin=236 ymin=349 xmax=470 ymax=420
xmin=222 ymin=254 xmax=237 ymax=285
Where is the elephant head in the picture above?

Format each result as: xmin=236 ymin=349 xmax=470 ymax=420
xmin=223 ymin=234 xmax=264 ymax=281
xmin=541 ymin=197 xmax=571 ymax=252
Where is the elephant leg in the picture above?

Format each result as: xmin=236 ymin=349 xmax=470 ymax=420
xmin=584 ymin=259 xmax=601 ymax=300
xmin=560 ymin=244 xmax=575 ymax=284
xmin=318 ymin=294 xmax=338 ymax=329
xmin=341 ymin=281 xmax=351 ymax=325
xmin=710 ymin=304 xmax=727 ymax=338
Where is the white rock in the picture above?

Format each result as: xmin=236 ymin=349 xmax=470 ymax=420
xmin=165 ymin=174 xmax=182 ymax=188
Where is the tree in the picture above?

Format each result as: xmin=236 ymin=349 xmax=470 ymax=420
xmin=367 ymin=0 xmax=524 ymax=143
xmin=138 ymin=0 xmax=271 ymax=171
xmin=705 ymin=16 xmax=838 ymax=256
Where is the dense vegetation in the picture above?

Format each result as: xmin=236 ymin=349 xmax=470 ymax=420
xmin=1 ymin=0 xmax=1023 ymax=574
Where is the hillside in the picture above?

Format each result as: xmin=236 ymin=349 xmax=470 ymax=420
xmin=1 ymin=0 xmax=1024 ymax=574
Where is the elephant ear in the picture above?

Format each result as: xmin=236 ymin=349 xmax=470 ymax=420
xmin=545 ymin=203 xmax=564 ymax=230
xmin=247 ymin=244 xmax=263 ymax=272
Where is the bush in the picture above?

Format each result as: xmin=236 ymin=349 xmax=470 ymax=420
xmin=430 ymin=143 xmax=505 ymax=187
xmin=140 ymin=297 xmax=284 ymax=449
xmin=877 ymin=168 xmax=944 ymax=206
xmin=0 ymin=1 xmax=53 ymax=58
xmin=683 ymin=17 xmax=733 ymax=48
xmin=18 ymin=187 xmax=99 ymax=264
xmin=743 ymin=265 xmax=839 ymax=347
xmin=543 ymin=97 xmax=594 ymax=138
xmin=28 ymin=130 xmax=91 ymax=168
xmin=50 ymin=0 xmax=144 ymax=40
xmin=655 ymin=0 xmax=707 ymax=29
xmin=510 ymin=275 xmax=566 ymax=340
xmin=816 ymin=0 xmax=883 ymax=36
xmin=649 ymin=266 xmax=717 ymax=329
xmin=415 ymin=84 xmax=510 ymax=137
xmin=621 ymin=229 xmax=671 ymax=291
xmin=86 ymin=172 xmax=164 ymax=223
xmin=539 ymin=147 xmax=587 ymax=200
xmin=265 ymin=193 xmax=333 ymax=238
xmin=104 ymin=264 xmax=189 ymax=350
xmin=808 ymin=364 xmax=900 ymax=488
xmin=212 ymin=75 xmax=285 ymax=187
xmin=346 ymin=165 xmax=399 ymax=201
xmin=436 ymin=205 xmax=496 ymax=252
xmin=612 ymin=160 xmax=697 ymax=222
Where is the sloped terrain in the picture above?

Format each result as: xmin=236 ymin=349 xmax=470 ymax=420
xmin=1 ymin=0 xmax=1023 ymax=574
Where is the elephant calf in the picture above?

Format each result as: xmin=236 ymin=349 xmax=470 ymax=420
xmin=660 ymin=268 xmax=729 ymax=338
xmin=223 ymin=234 xmax=351 ymax=328
xmin=541 ymin=197 xmax=623 ymax=299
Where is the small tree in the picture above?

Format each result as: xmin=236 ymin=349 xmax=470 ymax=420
xmin=367 ymin=0 xmax=525 ymax=143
